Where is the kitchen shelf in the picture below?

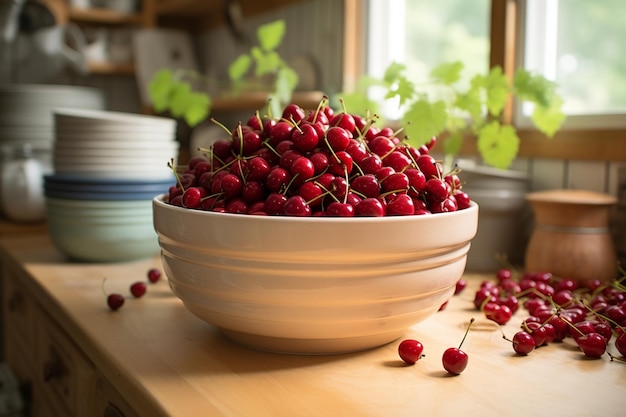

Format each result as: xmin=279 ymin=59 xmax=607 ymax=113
xmin=155 ymin=0 xmax=303 ymax=20
xmin=211 ymin=90 xmax=326 ymax=112
xmin=87 ymin=61 xmax=135 ymax=75
xmin=155 ymin=0 xmax=222 ymax=17
xmin=68 ymin=7 xmax=143 ymax=25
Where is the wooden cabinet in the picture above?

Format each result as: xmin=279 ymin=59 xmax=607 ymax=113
xmin=1 ymin=260 xmax=132 ymax=417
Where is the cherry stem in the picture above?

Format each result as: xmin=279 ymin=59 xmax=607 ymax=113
xmin=580 ymin=301 xmax=625 ymax=333
xmin=608 ymin=352 xmax=626 ymax=364
xmin=254 ymin=110 xmax=263 ymax=133
xmin=458 ymin=318 xmax=475 ymax=349
xmin=168 ymin=159 xmax=185 ymax=191
xmin=210 ymin=117 xmax=232 ymax=135
xmin=339 ymin=97 xmax=348 ymax=114
xmin=495 ymin=325 xmax=514 ymax=343
xmin=559 ymin=313 xmax=586 ymax=336
xmin=265 ymin=98 xmax=273 ymax=119
xmin=236 ymin=123 xmax=244 ymax=155
xmin=101 ymin=278 xmax=109 ymax=297
xmin=343 ymin=167 xmax=350 ymax=204
xmin=311 ymin=96 xmax=329 ymax=123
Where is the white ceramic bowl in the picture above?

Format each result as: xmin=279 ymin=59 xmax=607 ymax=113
xmin=55 ymin=131 xmax=175 ymax=142
xmin=46 ymin=197 xmax=159 ymax=262
xmin=54 ymin=108 xmax=175 ymax=129
xmin=53 ymin=164 xmax=174 ymax=179
xmin=152 ymin=195 xmax=479 ymax=354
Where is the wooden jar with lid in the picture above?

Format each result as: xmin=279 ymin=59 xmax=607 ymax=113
xmin=525 ymin=189 xmax=618 ymax=282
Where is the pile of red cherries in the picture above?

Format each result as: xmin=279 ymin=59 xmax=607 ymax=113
xmin=166 ymin=101 xmax=471 ymax=217
xmin=471 ymin=269 xmax=626 ymax=359
xmin=398 ymin=269 xmax=626 ymax=374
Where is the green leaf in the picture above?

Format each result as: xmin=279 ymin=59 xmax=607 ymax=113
xmin=531 ymin=95 xmax=566 ymax=137
xmin=278 ymin=66 xmax=299 ymax=93
xmin=513 ymin=69 xmax=555 ymax=107
xmin=476 ymin=120 xmax=520 ymax=169
xmin=383 ymin=62 xmax=407 ymax=85
xmin=266 ymin=92 xmax=282 ymax=120
xmin=169 ymin=82 xmax=192 ymax=117
xmin=148 ymin=69 xmax=175 ymax=112
xmin=481 ymin=66 xmax=510 ymax=117
xmin=254 ymin=50 xmax=282 ymax=77
xmin=274 ymin=66 xmax=298 ymax=106
xmin=257 ymin=20 xmax=286 ymax=52
xmin=352 ymin=75 xmax=389 ymax=94
xmin=339 ymin=91 xmax=380 ymax=118
xmin=228 ymin=54 xmax=252 ymax=82
xmin=183 ymin=92 xmax=211 ymax=127
xmin=442 ymin=130 xmax=464 ymax=156
xmin=385 ymin=76 xmax=416 ymax=107
xmin=402 ymin=99 xmax=448 ymax=147
xmin=454 ymin=86 xmax=484 ymax=126
xmin=430 ymin=61 xmax=464 ymax=85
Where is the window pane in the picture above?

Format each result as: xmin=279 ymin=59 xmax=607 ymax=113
xmin=523 ymin=0 xmax=626 ymax=116
xmin=367 ymin=0 xmax=490 ymax=118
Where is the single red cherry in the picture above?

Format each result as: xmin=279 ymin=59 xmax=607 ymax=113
xmin=442 ymin=318 xmax=474 ymax=375
xmin=147 ymin=268 xmax=162 ymax=283
xmin=354 ymin=198 xmax=385 ymax=217
xmin=283 ymin=195 xmax=312 ymax=217
xmin=511 ymin=331 xmax=536 ymax=355
xmin=523 ymin=321 xmax=548 ymax=347
xmin=398 ymin=339 xmax=425 ymax=364
xmin=107 ymin=294 xmax=125 ymax=311
xmin=454 ymin=278 xmax=467 ymax=295
xmin=577 ymin=332 xmax=607 ymax=359
xmin=325 ymin=202 xmax=355 ymax=217
xmin=102 ymin=278 xmax=124 ymax=311
xmin=130 ymin=281 xmax=147 ymax=298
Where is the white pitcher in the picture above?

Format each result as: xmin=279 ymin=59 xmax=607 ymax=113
xmin=12 ymin=22 xmax=87 ymax=82
xmin=1 ymin=0 xmax=87 ymax=82
xmin=1 ymin=144 xmax=46 ymax=223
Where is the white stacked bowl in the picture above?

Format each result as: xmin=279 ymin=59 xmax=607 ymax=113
xmin=0 ymin=84 xmax=104 ymax=155
xmin=53 ymin=108 xmax=178 ymax=179
xmin=0 ymin=84 xmax=105 ymax=218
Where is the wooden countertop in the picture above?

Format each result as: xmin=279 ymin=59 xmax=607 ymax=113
xmin=1 ymin=233 xmax=624 ymax=417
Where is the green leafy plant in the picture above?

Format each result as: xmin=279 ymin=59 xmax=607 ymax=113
xmin=148 ymin=19 xmax=298 ymax=127
xmin=339 ymin=61 xmax=566 ymax=169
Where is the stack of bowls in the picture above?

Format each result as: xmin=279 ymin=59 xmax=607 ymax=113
xmin=0 ymin=84 xmax=104 ymax=155
xmin=53 ymin=108 xmax=178 ymax=179
xmin=45 ymin=108 xmax=179 ymax=262
xmin=0 ymin=84 xmax=104 ymax=219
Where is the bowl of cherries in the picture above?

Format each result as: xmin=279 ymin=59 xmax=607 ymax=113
xmin=152 ymin=101 xmax=479 ymax=354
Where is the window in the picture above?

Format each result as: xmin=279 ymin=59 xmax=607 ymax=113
xmin=346 ymin=0 xmax=626 ymax=160
xmin=366 ymin=0 xmax=491 ymax=119
xmin=517 ymin=0 xmax=626 ymax=129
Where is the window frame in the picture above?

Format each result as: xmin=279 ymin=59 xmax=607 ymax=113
xmin=342 ymin=0 xmax=626 ymax=162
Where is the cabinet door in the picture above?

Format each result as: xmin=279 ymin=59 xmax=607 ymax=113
xmin=93 ymin=373 xmax=140 ymax=417
xmin=2 ymin=266 xmax=36 ymax=354
xmin=35 ymin=315 xmax=96 ymax=417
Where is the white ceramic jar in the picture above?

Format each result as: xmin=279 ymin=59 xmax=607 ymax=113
xmin=0 ymin=144 xmax=46 ymax=222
